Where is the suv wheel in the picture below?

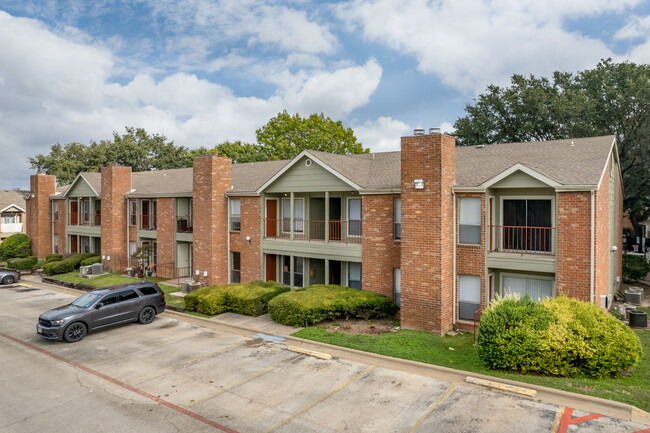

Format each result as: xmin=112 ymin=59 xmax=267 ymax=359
xmin=63 ymin=322 xmax=87 ymax=343
xmin=138 ymin=306 xmax=156 ymax=324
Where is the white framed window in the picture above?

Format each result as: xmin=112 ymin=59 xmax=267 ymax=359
xmin=348 ymin=262 xmax=362 ymax=290
xmin=294 ymin=257 xmax=303 ymax=287
xmin=282 ymin=198 xmax=304 ymax=233
xmin=459 ymin=198 xmax=481 ymax=244
xmin=53 ymin=201 xmax=59 ymax=222
xmin=501 ymin=198 xmax=553 ymax=253
xmin=458 ymin=275 xmax=481 ymax=321
xmin=501 ymin=275 xmax=553 ymax=301
xmin=394 ymin=268 xmax=401 ymax=307
xmin=282 ymin=256 xmax=291 ymax=286
xmin=231 ymin=252 xmax=241 ymax=283
xmin=53 ymin=234 xmax=59 ymax=254
xmin=394 ymin=198 xmax=401 ymax=240
xmin=129 ymin=200 xmax=137 ymax=226
xmin=230 ymin=199 xmax=241 ymax=231
xmin=348 ymin=198 xmax=362 ymax=236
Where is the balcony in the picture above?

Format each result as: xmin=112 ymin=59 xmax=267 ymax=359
xmin=177 ymin=216 xmax=193 ymax=233
xmin=0 ymin=222 xmax=23 ymax=233
xmin=264 ymin=219 xmax=362 ymax=244
xmin=489 ymin=225 xmax=555 ymax=255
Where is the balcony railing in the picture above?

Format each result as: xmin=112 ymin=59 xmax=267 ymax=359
xmin=177 ymin=216 xmax=193 ymax=233
xmin=264 ymin=218 xmax=362 ymax=244
xmin=489 ymin=225 xmax=555 ymax=255
xmin=0 ymin=222 xmax=23 ymax=233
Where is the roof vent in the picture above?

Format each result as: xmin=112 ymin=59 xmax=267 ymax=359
xmin=305 ymin=159 xmax=312 ymax=167
xmin=429 ymin=127 xmax=441 ymax=135
xmin=413 ymin=129 xmax=425 ymax=136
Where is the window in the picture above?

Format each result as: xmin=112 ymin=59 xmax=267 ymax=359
xmin=348 ymin=198 xmax=362 ymax=236
xmin=119 ymin=289 xmax=139 ymax=301
xmin=129 ymin=241 xmax=137 ymax=267
xmin=458 ymin=275 xmax=480 ymax=321
xmin=130 ymin=200 xmax=137 ymax=226
xmin=231 ymin=252 xmax=241 ymax=283
xmin=138 ymin=286 xmax=157 ymax=296
xmin=82 ymin=199 xmax=90 ymax=224
xmin=53 ymin=201 xmax=59 ymax=221
xmin=230 ymin=199 xmax=241 ymax=231
xmin=152 ymin=200 xmax=157 ymax=228
xmin=459 ymin=198 xmax=481 ymax=244
xmin=81 ymin=236 xmax=91 ymax=253
xmin=282 ymin=256 xmax=291 ymax=286
xmin=394 ymin=268 xmax=401 ymax=308
xmin=394 ymin=198 xmax=401 ymax=240
xmin=294 ymin=257 xmax=303 ymax=287
xmin=348 ymin=262 xmax=361 ymax=290
xmin=53 ymin=234 xmax=59 ymax=254
xmin=1 ymin=213 xmax=16 ymax=224
xmin=502 ymin=276 xmax=553 ymax=301
xmin=101 ymin=294 xmax=118 ymax=306
xmin=502 ymin=199 xmax=552 ymax=253
xmin=281 ymin=198 xmax=304 ymax=232
xmin=141 ymin=200 xmax=150 ymax=229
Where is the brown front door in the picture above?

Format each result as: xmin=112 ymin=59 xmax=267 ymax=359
xmin=70 ymin=235 xmax=78 ymax=254
xmin=266 ymin=254 xmax=277 ymax=282
xmin=70 ymin=202 xmax=78 ymax=225
xmin=266 ymin=200 xmax=277 ymax=237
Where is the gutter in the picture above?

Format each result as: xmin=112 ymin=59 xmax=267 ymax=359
xmin=126 ymin=197 xmax=130 ymax=270
xmin=452 ymin=190 xmax=457 ymax=324
xmin=227 ymin=196 xmax=231 ymax=284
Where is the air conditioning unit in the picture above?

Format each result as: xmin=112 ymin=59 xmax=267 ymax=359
xmin=625 ymin=287 xmax=644 ymax=305
xmin=79 ymin=265 xmax=91 ymax=276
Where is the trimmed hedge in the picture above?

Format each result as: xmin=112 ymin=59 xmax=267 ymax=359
xmin=42 ymin=253 xmax=99 ymax=276
xmin=268 ymin=285 xmax=398 ymax=327
xmin=184 ymin=281 xmax=290 ymax=316
xmin=9 ymin=256 xmax=38 ymax=270
xmin=622 ymin=254 xmax=650 ymax=283
xmin=0 ymin=233 xmax=30 ymax=260
xmin=80 ymin=256 xmax=102 ymax=266
xmin=45 ymin=254 xmax=63 ymax=263
xmin=65 ymin=253 xmax=99 ymax=268
xmin=477 ymin=296 xmax=643 ymax=378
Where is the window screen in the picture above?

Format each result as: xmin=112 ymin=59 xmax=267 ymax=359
xmin=458 ymin=275 xmax=480 ymax=320
xmin=230 ymin=199 xmax=241 ymax=231
xmin=459 ymin=198 xmax=481 ymax=244
xmin=348 ymin=262 xmax=362 ymax=290
xmin=502 ymin=276 xmax=552 ymax=301
xmin=394 ymin=198 xmax=401 ymax=240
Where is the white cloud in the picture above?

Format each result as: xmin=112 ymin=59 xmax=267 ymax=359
xmin=337 ymin=0 xmax=640 ymax=93
xmin=353 ymin=116 xmax=411 ymax=152
xmin=614 ymin=15 xmax=650 ymax=63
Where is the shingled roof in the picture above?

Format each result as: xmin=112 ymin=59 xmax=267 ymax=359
xmin=0 ymin=190 xmax=27 ymax=212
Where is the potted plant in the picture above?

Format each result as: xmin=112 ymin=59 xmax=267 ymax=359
xmin=130 ymin=245 xmax=153 ymax=280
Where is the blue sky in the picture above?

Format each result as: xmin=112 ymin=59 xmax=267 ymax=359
xmin=1 ymin=0 xmax=650 ymax=188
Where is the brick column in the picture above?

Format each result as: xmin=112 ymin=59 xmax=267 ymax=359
xmin=101 ymin=166 xmax=132 ymax=271
xmin=27 ymin=173 xmax=56 ymax=258
xmin=556 ymin=192 xmax=591 ymax=301
xmin=400 ymin=131 xmax=456 ymax=335
xmin=156 ymin=198 xmax=175 ymax=279
xmin=193 ymin=154 xmax=232 ymax=286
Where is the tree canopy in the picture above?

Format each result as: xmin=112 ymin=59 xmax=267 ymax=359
xmin=210 ymin=141 xmax=270 ymax=163
xmin=29 ymin=127 xmax=207 ymax=185
xmin=454 ymin=60 xmax=650 ymax=234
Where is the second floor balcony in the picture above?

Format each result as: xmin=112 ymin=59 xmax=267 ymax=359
xmin=264 ymin=218 xmax=362 ymax=244
xmin=488 ymin=225 xmax=555 ymax=255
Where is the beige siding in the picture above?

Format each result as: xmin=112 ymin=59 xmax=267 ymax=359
xmin=66 ymin=178 xmax=98 ymax=198
xmin=265 ymin=158 xmax=355 ymax=193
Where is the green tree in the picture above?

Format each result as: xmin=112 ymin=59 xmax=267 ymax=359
xmin=28 ymin=127 xmax=207 ymax=185
xmin=454 ymin=60 xmax=650 ymax=235
xmin=255 ymin=110 xmax=368 ymax=160
xmin=210 ymin=141 xmax=270 ymax=163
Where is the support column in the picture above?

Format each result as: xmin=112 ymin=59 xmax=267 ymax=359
xmin=325 ymin=191 xmax=330 ymax=243
xmin=325 ymin=259 xmax=330 ymax=284
xmin=290 ymin=192 xmax=294 ymax=241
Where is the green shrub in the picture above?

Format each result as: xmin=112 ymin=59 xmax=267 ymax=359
xmin=65 ymin=253 xmax=99 ymax=269
xmin=80 ymin=256 xmax=102 ymax=266
xmin=45 ymin=254 xmax=63 ymax=263
xmin=184 ymin=281 xmax=290 ymax=316
xmin=43 ymin=260 xmax=75 ymax=276
xmin=622 ymin=254 xmax=650 ymax=283
xmin=9 ymin=256 xmax=38 ymax=270
xmin=32 ymin=259 xmax=46 ymax=270
xmin=0 ymin=233 xmax=31 ymax=260
xmin=268 ymin=285 xmax=398 ymax=327
xmin=477 ymin=295 xmax=643 ymax=378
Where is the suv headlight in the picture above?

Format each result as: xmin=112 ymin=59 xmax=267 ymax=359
xmin=50 ymin=319 xmax=66 ymax=326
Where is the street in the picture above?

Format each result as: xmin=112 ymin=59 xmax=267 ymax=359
xmin=1 ymin=281 xmax=649 ymax=433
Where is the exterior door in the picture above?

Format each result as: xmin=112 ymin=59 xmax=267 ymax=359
xmin=70 ymin=201 xmax=78 ymax=225
xmin=266 ymin=254 xmax=277 ymax=282
xmin=70 ymin=235 xmax=78 ymax=254
xmin=266 ymin=199 xmax=277 ymax=237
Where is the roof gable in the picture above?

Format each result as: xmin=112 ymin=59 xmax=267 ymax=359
xmin=63 ymin=173 xmax=100 ymax=198
xmin=481 ymin=164 xmax=560 ymax=189
xmin=0 ymin=204 xmax=25 ymax=213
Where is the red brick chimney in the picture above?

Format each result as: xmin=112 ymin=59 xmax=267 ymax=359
xmin=193 ymin=154 xmax=232 ymax=286
xmin=27 ymin=172 xmax=56 ymax=258
xmin=400 ymin=129 xmax=456 ymax=334
xmin=101 ymin=166 xmax=132 ymax=270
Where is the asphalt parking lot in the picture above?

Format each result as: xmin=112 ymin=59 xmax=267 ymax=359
xmin=1 ymin=282 xmax=649 ymax=433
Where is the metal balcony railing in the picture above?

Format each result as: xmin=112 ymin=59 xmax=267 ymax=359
xmin=264 ymin=218 xmax=362 ymax=244
xmin=489 ymin=225 xmax=555 ymax=255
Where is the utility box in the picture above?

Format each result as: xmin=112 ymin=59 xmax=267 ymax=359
xmin=79 ymin=265 xmax=91 ymax=276
xmin=92 ymin=263 xmax=103 ymax=275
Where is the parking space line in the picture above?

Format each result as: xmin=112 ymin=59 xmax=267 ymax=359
xmin=0 ymin=332 xmax=240 ymax=433
xmin=128 ymin=341 xmax=247 ymax=385
xmin=557 ymin=407 xmax=603 ymax=433
xmin=406 ymin=383 xmax=458 ymax=433
xmin=550 ymin=407 xmax=565 ymax=433
xmin=263 ymin=365 xmax=376 ymax=433
xmin=182 ymin=354 xmax=302 ymax=408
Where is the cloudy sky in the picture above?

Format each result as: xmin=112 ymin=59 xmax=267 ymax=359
xmin=2 ymin=0 xmax=650 ymax=188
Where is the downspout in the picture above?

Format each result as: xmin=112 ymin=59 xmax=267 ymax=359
xmin=227 ymin=196 xmax=231 ymax=284
xmin=452 ymin=190 xmax=457 ymax=325
xmin=126 ymin=197 xmax=130 ymax=271
xmin=51 ymin=199 xmax=54 ymax=254
xmin=590 ymin=190 xmax=595 ymax=304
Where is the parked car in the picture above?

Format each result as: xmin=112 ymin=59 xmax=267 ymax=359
xmin=0 ymin=270 xmax=20 ymax=285
xmin=37 ymin=282 xmax=166 ymax=342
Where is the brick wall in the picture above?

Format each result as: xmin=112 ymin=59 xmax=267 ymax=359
xmin=193 ymin=154 xmax=231 ymax=286
xmin=615 ymin=165 xmax=623 ymax=293
xmin=53 ymin=199 xmax=66 ymax=254
xmin=229 ymin=196 xmax=262 ymax=283
xmin=361 ymin=194 xmax=401 ymax=299
xmin=100 ymin=166 xmax=132 ymax=271
xmin=400 ymin=132 xmax=456 ymax=335
xmin=594 ymin=160 xmax=610 ymax=305
xmin=157 ymin=198 xmax=175 ymax=279
xmin=27 ymin=173 xmax=56 ymax=258
xmin=556 ymin=191 xmax=591 ymax=301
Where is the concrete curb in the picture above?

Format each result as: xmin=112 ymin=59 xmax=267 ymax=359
xmin=28 ymin=278 xmax=650 ymax=426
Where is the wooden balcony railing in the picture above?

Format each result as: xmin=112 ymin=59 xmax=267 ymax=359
xmin=489 ymin=225 xmax=555 ymax=255
xmin=264 ymin=219 xmax=362 ymax=244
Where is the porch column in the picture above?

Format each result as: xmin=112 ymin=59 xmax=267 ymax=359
xmin=325 ymin=259 xmax=330 ymax=284
xmin=325 ymin=191 xmax=329 ymax=243
xmin=289 ymin=255 xmax=294 ymax=287
xmin=290 ymin=192 xmax=294 ymax=241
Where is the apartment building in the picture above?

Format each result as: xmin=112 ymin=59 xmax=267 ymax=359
xmin=27 ymin=131 xmax=623 ymax=334
xmin=0 ymin=190 xmax=27 ymax=240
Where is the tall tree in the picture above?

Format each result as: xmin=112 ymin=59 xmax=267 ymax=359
xmin=255 ymin=110 xmax=368 ymax=160
xmin=454 ymin=60 xmax=650 ymax=235
xmin=210 ymin=141 xmax=270 ymax=163
xmin=29 ymin=127 xmax=207 ymax=185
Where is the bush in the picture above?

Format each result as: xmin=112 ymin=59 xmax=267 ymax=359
xmin=477 ymin=295 xmax=642 ymax=378
xmin=0 ymin=233 xmax=30 ymax=260
xmin=80 ymin=256 xmax=102 ymax=266
xmin=45 ymin=254 xmax=63 ymax=263
xmin=622 ymin=254 xmax=650 ymax=283
xmin=64 ymin=253 xmax=99 ymax=269
xmin=9 ymin=256 xmax=38 ymax=270
xmin=43 ymin=260 xmax=75 ymax=276
xmin=268 ymin=285 xmax=398 ymax=327
xmin=184 ymin=281 xmax=290 ymax=316
xmin=32 ymin=259 xmax=46 ymax=270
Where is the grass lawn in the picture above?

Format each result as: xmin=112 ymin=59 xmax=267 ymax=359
xmin=52 ymin=271 xmax=185 ymax=308
xmin=294 ymin=307 xmax=650 ymax=412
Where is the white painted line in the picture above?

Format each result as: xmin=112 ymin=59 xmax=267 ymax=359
xmin=466 ymin=376 xmax=537 ymax=397
xmin=287 ymin=345 xmax=332 ymax=360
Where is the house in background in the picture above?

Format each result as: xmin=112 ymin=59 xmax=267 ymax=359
xmin=0 ymin=190 xmax=28 ymax=240
xmin=26 ymin=131 xmax=623 ymax=335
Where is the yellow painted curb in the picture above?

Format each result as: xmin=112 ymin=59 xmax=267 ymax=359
xmin=287 ymin=345 xmax=332 ymax=360
xmin=466 ymin=376 xmax=537 ymax=397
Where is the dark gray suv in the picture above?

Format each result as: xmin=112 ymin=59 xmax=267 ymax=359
xmin=37 ymin=282 xmax=166 ymax=342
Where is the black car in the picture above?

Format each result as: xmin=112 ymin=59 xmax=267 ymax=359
xmin=37 ymin=282 xmax=166 ymax=342
xmin=0 ymin=270 xmax=20 ymax=285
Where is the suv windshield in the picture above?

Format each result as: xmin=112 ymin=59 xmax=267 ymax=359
xmin=71 ymin=292 xmax=103 ymax=308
